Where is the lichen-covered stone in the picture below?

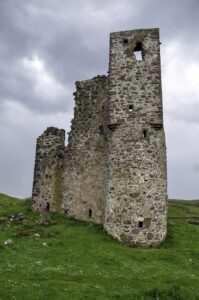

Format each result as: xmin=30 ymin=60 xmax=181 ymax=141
xmin=32 ymin=28 xmax=167 ymax=247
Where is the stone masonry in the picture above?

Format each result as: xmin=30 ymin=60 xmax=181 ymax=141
xmin=32 ymin=28 xmax=167 ymax=247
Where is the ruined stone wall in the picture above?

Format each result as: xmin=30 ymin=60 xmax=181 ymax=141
xmin=32 ymin=28 xmax=168 ymax=247
xmin=32 ymin=127 xmax=65 ymax=212
xmin=104 ymin=29 xmax=167 ymax=246
xmin=61 ymin=76 xmax=108 ymax=224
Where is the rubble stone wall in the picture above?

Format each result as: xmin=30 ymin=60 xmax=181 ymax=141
xmin=104 ymin=28 xmax=167 ymax=246
xmin=61 ymin=76 xmax=108 ymax=224
xmin=32 ymin=127 xmax=65 ymax=212
xmin=32 ymin=28 xmax=167 ymax=246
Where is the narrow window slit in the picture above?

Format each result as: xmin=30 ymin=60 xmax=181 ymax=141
xmin=143 ymin=129 xmax=147 ymax=138
xmin=58 ymin=152 xmax=64 ymax=159
xmin=138 ymin=221 xmax=143 ymax=228
xmin=99 ymin=125 xmax=104 ymax=135
xmin=88 ymin=208 xmax=92 ymax=218
xmin=64 ymin=208 xmax=68 ymax=215
xmin=129 ymin=105 xmax=133 ymax=112
xmin=123 ymin=38 xmax=128 ymax=44
xmin=134 ymin=42 xmax=143 ymax=61
xmin=45 ymin=202 xmax=50 ymax=212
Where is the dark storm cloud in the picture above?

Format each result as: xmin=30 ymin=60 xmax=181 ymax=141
xmin=0 ymin=0 xmax=198 ymax=111
xmin=0 ymin=0 xmax=199 ymax=198
xmin=137 ymin=0 xmax=199 ymax=41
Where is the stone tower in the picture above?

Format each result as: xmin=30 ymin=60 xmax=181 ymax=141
xmin=32 ymin=28 xmax=167 ymax=247
xmin=32 ymin=127 xmax=65 ymax=212
xmin=104 ymin=28 xmax=167 ymax=246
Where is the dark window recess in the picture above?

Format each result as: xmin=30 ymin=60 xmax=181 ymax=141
xmin=64 ymin=208 xmax=68 ymax=215
xmin=99 ymin=125 xmax=104 ymax=135
xmin=129 ymin=104 xmax=133 ymax=111
xmin=58 ymin=152 xmax=64 ymax=159
xmin=143 ymin=129 xmax=147 ymax=138
xmin=134 ymin=42 xmax=143 ymax=61
xmin=88 ymin=209 xmax=92 ymax=218
xmin=45 ymin=202 xmax=50 ymax=212
xmin=138 ymin=221 xmax=143 ymax=228
xmin=123 ymin=38 xmax=128 ymax=44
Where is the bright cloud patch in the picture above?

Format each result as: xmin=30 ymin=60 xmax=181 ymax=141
xmin=163 ymin=41 xmax=199 ymax=124
xmin=22 ymin=56 xmax=70 ymax=104
xmin=162 ymin=41 xmax=199 ymax=199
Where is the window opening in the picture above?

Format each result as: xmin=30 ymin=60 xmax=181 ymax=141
xmin=129 ymin=105 xmax=133 ymax=112
xmin=88 ymin=208 xmax=92 ymax=218
xmin=123 ymin=38 xmax=128 ymax=44
xmin=99 ymin=125 xmax=104 ymax=135
xmin=143 ymin=129 xmax=147 ymax=138
xmin=64 ymin=209 xmax=68 ymax=215
xmin=138 ymin=221 xmax=143 ymax=228
xmin=134 ymin=42 xmax=143 ymax=61
xmin=58 ymin=153 xmax=64 ymax=159
xmin=45 ymin=202 xmax=50 ymax=212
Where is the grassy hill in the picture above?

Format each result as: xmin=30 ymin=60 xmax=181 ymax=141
xmin=0 ymin=194 xmax=199 ymax=300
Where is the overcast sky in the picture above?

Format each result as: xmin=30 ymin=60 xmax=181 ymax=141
xmin=0 ymin=0 xmax=199 ymax=199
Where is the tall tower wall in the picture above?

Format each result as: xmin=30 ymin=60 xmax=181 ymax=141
xmin=104 ymin=29 xmax=167 ymax=246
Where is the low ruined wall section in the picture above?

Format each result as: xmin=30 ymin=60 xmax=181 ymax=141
xmin=32 ymin=127 xmax=65 ymax=212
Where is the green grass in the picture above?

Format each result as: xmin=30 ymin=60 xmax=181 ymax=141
xmin=0 ymin=194 xmax=199 ymax=300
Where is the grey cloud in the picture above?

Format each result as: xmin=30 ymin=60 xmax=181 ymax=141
xmin=193 ymin=164 xmax=199 ymax=172
xmin=0 ymin=0 xmax=199 ymax=198
xmin=166 ymin=104 xmax=199 ymax=125
xmin=134 ymin=0 xmax=199 ymax=43
xmin=1 ymin=0 xmax=198 ymax=107
xmin=0 ymin=58 xmax=72 ymax=114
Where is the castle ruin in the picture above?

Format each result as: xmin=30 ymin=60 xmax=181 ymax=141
xmin=32 ymin=28 xmax=167 ymax=246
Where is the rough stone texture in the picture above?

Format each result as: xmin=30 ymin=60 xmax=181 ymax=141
xmin=32 ymin=127 xmax=65 ymax=212
xmin=61 ymin=76 xmax=108 ymax=223
xmin=104 ymin=29 xmax=167 ymax=246
xmin=32 ymin=28 xmax=167 ymax=246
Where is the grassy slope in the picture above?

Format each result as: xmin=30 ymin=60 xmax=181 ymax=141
xmin=0 ymin=194 xmax=199 ymax=300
